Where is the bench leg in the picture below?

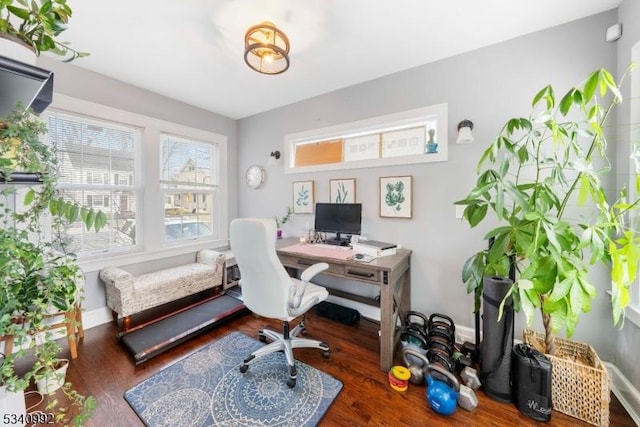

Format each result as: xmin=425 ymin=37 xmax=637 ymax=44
xmin=123 ymin=315 xmax=132 ymax=333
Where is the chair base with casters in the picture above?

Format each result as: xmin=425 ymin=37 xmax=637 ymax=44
xmin=240 ymin=317 xmax=330 ymax=388
xmin=230 ymin=217 xmax=331 ymax=389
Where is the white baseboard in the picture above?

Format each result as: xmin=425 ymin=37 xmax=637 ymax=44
xmin=455 ymin=324 xmax=477 ymax=345
xmin=82 ymin=306 xmax=114 ymax=330
xmin=604 ymin=362 xmax=640 ymax=426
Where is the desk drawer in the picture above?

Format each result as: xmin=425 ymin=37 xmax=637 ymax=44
xmin=279 ymin=255 xmax=344 ymax=275
xmin=343 ymin=266 xmax=379 ymax=283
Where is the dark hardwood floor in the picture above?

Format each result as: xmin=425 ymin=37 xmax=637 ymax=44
xmin=31 ymin=307 xmax=635 ymax=426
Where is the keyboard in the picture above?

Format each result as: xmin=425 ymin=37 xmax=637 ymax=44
xmin=312 ymin=243 xmax=352 ymax=251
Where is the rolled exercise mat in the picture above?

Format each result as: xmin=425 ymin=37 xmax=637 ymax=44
xmin=480 ymin=275 xmax=514 ymax=403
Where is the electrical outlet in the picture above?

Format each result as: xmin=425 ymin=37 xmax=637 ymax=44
xmin=455 ymin=205 xmax=465 ymax=220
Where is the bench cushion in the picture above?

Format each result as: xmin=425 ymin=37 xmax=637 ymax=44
xmin=100 ymin=250 xmax=224 ymax=318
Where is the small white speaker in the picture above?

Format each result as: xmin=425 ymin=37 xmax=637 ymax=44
xmin=606 ymin=23 xmax=623 ymax=42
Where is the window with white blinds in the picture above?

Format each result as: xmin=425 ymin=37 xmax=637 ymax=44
xmin=48 ymin=111 xmax=141 ymax=255
xmin=160 ymin=134 xmax=218 ymax=242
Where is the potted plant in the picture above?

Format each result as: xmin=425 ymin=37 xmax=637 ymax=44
xmin=456 ymin=68 xmax=639 ymax=425
xmin=274 ymin=206 xmax=294 ymax=239
xmin=1 ymin=104 xmax=103 ymax=424
xmin=0 ymin=0 xmax=88 ymax=62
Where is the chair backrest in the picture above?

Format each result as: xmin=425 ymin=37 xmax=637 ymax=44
xmin=230 ymin=218 xmax=293 ymax=319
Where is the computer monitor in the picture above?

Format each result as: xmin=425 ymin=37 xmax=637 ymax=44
xmin=314 ymin=203 xmax=362 ymax=246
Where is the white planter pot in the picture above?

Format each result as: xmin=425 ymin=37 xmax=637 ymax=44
xmin=0 ymin=35 xmax=36 ymax=65
xmin=36 ymin=359 xmax=69 ymax=395
xmin=0 ymin=386 xmax=26 ymax=427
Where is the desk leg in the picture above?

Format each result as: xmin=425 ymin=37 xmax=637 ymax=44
xmin=379 ymin=271 xmax=393 ymax=371
xmin=379 ymin=266 xmax=411 ymax=372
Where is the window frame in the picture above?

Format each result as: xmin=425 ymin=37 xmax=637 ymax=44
xmin=46 ymin=94 xmax=229 ymax=273
xmin=284 ymin=104 xmax=448 ymax=174
xmin=160 ymin=132 xmax=220 ymax=244
xmin=46 ymin=108 xmax=143 ymax=258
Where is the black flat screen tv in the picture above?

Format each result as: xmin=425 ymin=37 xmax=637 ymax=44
xmin=314 ymin=203 xmax=362 ymax=245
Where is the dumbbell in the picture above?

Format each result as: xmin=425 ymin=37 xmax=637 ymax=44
xmin=460 ymin=366 xmax=481 ymax=390
xmin=458 ymin=384 xmax=479 ymax=412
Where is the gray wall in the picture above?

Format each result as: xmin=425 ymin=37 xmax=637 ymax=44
xmin=237 ymin=12 xmax=621 ymax=359
xmin=33 ymin=8 xmax=636 ymax=372
xmin=36 ymin=57 xmax=239 ymax=311
xmin=614 ymin=0 xmax=640 ymax=388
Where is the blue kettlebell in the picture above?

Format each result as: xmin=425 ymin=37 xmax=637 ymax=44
xmin=425 ymin=363 xmax=460 ymax=416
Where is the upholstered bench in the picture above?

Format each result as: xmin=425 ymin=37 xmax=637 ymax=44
xmin=99 ymin=249 xmax=225 ymax=332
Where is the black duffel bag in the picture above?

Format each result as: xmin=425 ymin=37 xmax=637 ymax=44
xmin=511 ymin=343 xmax=553 ymax=422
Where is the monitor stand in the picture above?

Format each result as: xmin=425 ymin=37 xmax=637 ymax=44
xmin=325 ymin=233 xmax=351 ymax=246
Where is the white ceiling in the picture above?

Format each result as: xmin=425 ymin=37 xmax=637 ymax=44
xmin=61 ymin=0 xmax=622 ymax=119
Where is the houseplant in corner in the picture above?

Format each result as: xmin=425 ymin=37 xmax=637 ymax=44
xmin=0 ymin=0 xmax=88 ymax=62
xmin=1 ymin=104 xmax=102 ymax=424
xmin=456 ymin=68 xmax=640 ymax=426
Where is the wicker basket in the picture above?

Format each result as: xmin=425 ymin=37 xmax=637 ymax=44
xmin=523 ymin=329 xmax=610 ymax=427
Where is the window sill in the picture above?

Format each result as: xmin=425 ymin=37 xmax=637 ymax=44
xmin=78 ymin=239 xmax=229 ymax=273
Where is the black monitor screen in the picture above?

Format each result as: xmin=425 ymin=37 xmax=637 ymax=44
xmin=314 ymin=203 xmax=362 ymax=236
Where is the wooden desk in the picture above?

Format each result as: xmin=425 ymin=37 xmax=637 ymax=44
xmin=276 ymin=238 xmax=412 ymax=371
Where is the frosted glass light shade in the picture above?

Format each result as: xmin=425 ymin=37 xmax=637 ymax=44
xmin=456 ymin=120 xmax=474 ymax=144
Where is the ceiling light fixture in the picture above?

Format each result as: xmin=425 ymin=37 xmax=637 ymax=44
xmin=244 ymin=21 xmax=290 ymax=75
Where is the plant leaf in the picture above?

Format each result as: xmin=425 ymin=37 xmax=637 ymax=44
xmin=583 ymin=70 xmax=599 ymax=101
xmin=549 ymin=277 xmax=572 ymax=302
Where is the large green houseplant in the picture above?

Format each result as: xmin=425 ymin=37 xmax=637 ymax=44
xmin=0 ymin=0 xmax=87 ymax=61
xmin=1 ymin=104 xmax=103 ymax=424
xmin=456 ymin=68 xmax=640 ymax=355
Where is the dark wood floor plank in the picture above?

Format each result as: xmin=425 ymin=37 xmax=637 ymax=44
xmin=32 ymin=309 xmax=634 ymax=426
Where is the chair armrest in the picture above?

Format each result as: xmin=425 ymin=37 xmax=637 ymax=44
xmin=289 ymin=262 xmax=329 ymax=310
xmin=300 ymin=262 xmax=329 ymax=283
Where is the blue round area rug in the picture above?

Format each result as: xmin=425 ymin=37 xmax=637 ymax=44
xmin=124 ymin=331 xmax=343 ymax=426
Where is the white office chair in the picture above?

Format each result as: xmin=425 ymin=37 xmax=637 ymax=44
xmin=230 ymin=218 xmax=330 ymax=388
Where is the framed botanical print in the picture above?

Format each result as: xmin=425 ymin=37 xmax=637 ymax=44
xmin=329 ymin=178 xmax=356 ymax=203
xmin=379 ymin=175 xmax=412 ymax=218
xmin=293 ymin=180 xmax=314 ymax=213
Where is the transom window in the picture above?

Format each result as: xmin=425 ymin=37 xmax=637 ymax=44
xmin=285 ymin=104 xmax=448 ymax=174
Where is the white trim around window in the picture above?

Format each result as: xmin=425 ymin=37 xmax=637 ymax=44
xmin=49 ymin=94 xmax=229 ymax=273
xmin=284 ymin=103 xmax=448 ymax=174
